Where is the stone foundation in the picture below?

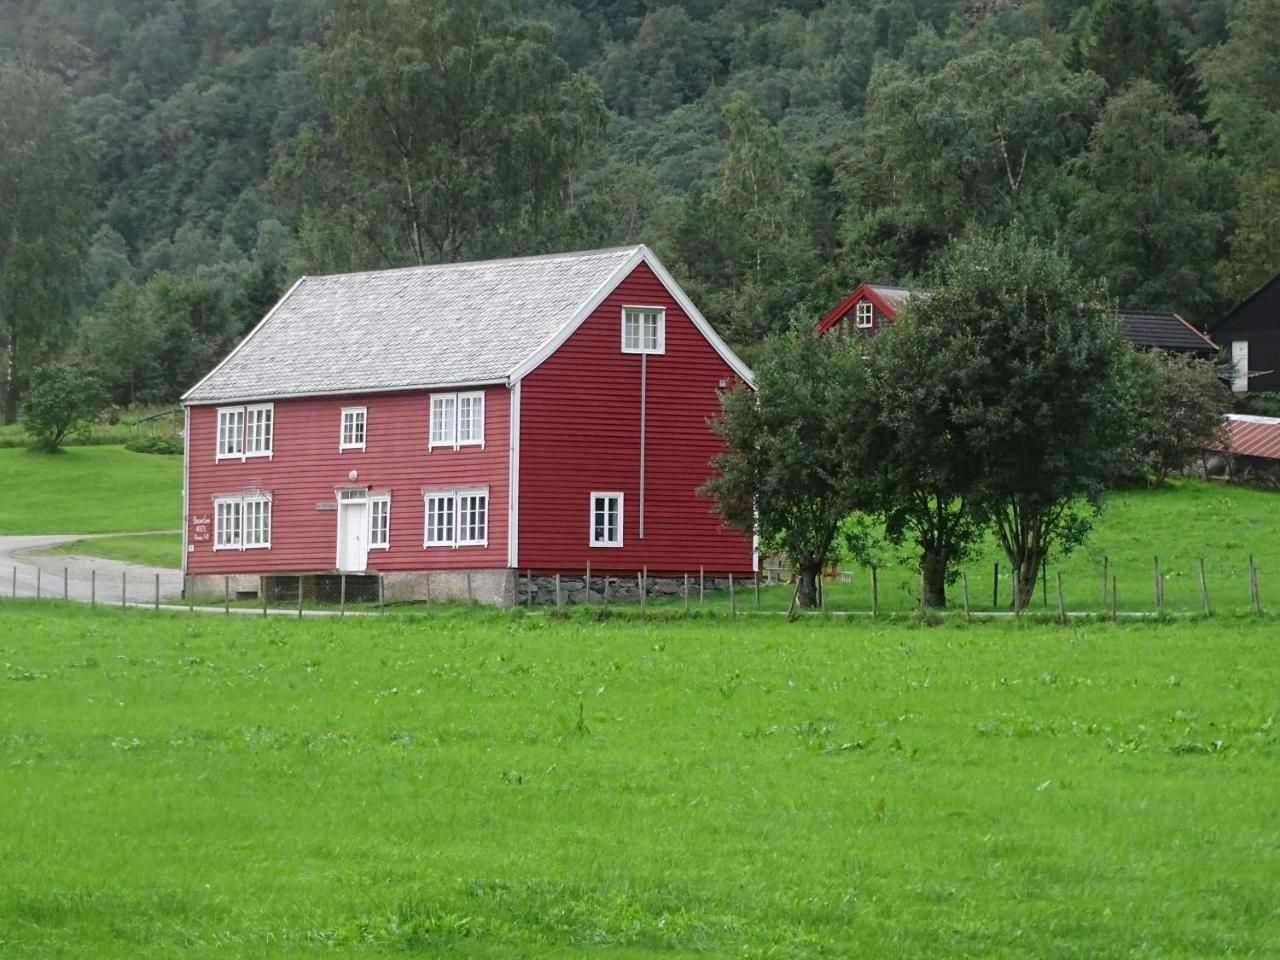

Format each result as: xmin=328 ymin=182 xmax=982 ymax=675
xmin=515 ymin=572 xmax=734 ymax=606
xmin=185 ymin=569 xmax=515 ymax=607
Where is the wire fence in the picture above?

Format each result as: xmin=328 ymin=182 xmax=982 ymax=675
xmin=1 ymin=556 xmax=1271 ymax=621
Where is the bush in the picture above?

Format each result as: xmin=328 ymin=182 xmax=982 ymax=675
xmin=20 ymin=363 xmax=106 ymax=451
xmin=124 ymin=434 xmax=182 ymax=455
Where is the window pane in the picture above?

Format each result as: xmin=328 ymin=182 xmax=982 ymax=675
xmin=431 ymin=396 xmax=456 ymax=446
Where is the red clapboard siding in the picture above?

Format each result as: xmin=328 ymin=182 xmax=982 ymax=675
xmin=185 ymin=387 xmax=510 ymax=574
xmin=517 ymin=262 xmax=753 ymax=575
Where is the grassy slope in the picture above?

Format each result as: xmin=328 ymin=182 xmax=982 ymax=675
xmin=0 ymin=602 xmax=1276 ymax=958
xmin=41 ymin=533 xmax=181 ymax=569
xmin=0 ymin=446 xmax=181 ymax=535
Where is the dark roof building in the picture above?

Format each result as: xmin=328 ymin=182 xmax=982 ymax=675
xmin=1118 ymin=310 xmax=1218 ymax=356
xmin=1212 ymin=272 xmax=1280 ymax=394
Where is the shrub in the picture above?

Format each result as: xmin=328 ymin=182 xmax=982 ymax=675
xmin=20 ymin=363 xmax=106 ymax=451
xmin=124 ymin=434 xmax=182 ymax=455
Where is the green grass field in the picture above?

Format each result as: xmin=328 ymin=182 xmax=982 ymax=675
xmin=0 ymin=601 xmax=1276 ymax=958
xmin=39 ymin=533 xmax=182 ymax=569
xmin=0 ymin=446 xmax=181 ymax=535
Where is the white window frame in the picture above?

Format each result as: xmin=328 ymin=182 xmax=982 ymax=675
xmin=216 ymin=403 xmax=273 ymax=461
xmin=589 ymin=491 xmax=624 ymax=548
xmin=422 ymin=486 xmax=489 ymax=548
xmin=340 ymin=406 xmax=367 ymax=451
xmin=429 ymin=392 xmax=484 ymax=450
xmin=854 ymin=300 xmax=874 ymax=329
xmin=457 ymin=391 xmax=485 ymax=447
xmin=368 ymin=492 xmax=390 ymax=549
xmin=456 ymin=488 xmax=489 ymax=547
xmin=621 ymin=306 xmax=666 ymax=355
xmin=212 ymin=493 xmax=271 ymax=550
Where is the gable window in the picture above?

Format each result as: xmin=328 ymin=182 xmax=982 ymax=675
xmin=340 ymin=407 xmax=367 ymax=451
xmin=589 ymin=492 xmax=623 ymax=548
xmin=217 ymin=404 xmax=273 ymax=460
xmin=213 ymin=493 xmax=271 ymax=550
xmin=369 ymin=493 xmax=390 ymax=549
xmin=423 ymin=487 xmax=488 ymax=547
xmin=854 ymin=301 xmax=874 ymax=329
xmin=622 ymin=307 xmax=665 ymax=354
xmin=429 ymin=392 xmax=484 ymax=449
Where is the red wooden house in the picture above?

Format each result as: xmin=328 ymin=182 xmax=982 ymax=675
xmin=181 ymin=245 xmax=755 ymax=605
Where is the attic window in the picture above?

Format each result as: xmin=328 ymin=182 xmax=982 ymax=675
xmin=854 ymin=301 xmax=874 ymax=329
xmin=622 ymin=307 xmax=665 ymax=354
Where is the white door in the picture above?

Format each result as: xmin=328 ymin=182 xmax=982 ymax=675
xmin=338 ymin=501 xmax=368 ymax=572
xmin=1231 ymin=340 xmax=1250 ymax=393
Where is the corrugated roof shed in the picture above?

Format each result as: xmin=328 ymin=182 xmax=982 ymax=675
xmin=1209 ymin=414 xmax=1280 ymax=460
xmin=1119 ymin=310 xmax=1218 ymax=354
xmin=184 ymin=246 xmax=645 ymax=403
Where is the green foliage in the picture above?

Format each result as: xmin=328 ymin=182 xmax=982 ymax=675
xmin=124 ymin=434 xmax=183 ymax=456
xmin=0 ymin=60 xmax=94 ymax=422
xmin=703 ymin=327 xmax=872 ymax=607
xmin=281 ymin=0 xmax=608 ymax=268
xmin=1129 ymin=350 xmax=1233 ymax=486
xmin=1068 ymin=80 xmax=1229 ymax=317
xmin=0 ymin=602 xmax=1276 ymax=954
xmin=19 ymin=362 xmax=105 ymax=451
xmin=918 ymin=227 xmax=1150 ymax=610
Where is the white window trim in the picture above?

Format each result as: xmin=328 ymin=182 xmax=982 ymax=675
xmin=212 ymin=492 xmax=272 ymax=551
xmin=621 ymin=305 xmax=666 ymax=355
xmin=455 ymin=487 xmax=489 ymax=547
xmin=421 ymin=486 xmax=489 ymax=548
xmin=429 ymin=392 xmax=485 ymax=450
xmin=368 ymin=492 xmax=391 ymax=549
xmin=854 ymin=300 xmax=874 ymax=329
xmin=457 ymin=391 xmax=485 ymax=448
xmin=340 ymin=406 xmax=367 ymax=452
xmin=589 ymin=491 xmax=624 ymax=548
xmin=216 ymin=403 xmax=274 ymax=461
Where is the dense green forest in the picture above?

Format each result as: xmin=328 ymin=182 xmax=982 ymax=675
xmin=1 ymin=0 xmax=1278 ymax=418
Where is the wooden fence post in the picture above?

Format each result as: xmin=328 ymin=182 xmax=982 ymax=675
xmin=122 ymin=571 xmax=127 ymax=609
xmin=1198 ymin=559 xmax=1211 ymax=618
xmin=961 ymin=572 xmax=971 ymax=622
xmin=525 ymin=569 xmax=531 ymax=609
xmin=585 ymin=561 xmax=591 ymax=607
xmin=298 ymin=574 xmax=304 ymax=618
xmin=1055 ymin=572 xmax=1066 ymax=625
xmin=730 ymin=573 xmax=736 ymax=617
xmin=1111 ymin=575 xmax=1118 ymax=621
xmin=91 ymin=569 xmax=96 ymax=608
xmin=11 ymin=566 xmax=16 ymax=598
xmin=1102 ymin=556 xmax=1109 ymax=604
xmin=378 ymin=574 xmax=384 ymax=615
xmin=63 ymin=566 xmax=69 ymax=602
xmin=992 ymin=563 xmax=999 ymax=609
xmin=871 ymin=566 xmax=879 ymax=620
xmin=555 ymin=573 xmax=561 ymax=609
xmin=260 ymin=576 xmax=267 ymax=617
xmin=683 ymin=573 xmax=689 ymax=614
xmin=641 ymin=567 xmax=648 ymax=612
xmin=1153 ymin=556 xmax=1161 ymax=611
xmin=223 ymin=575 xmax=229 ymax=614
xmin=340 ymin=573 xmax=346 ymax=616
xmin=155 ymin=573 xmax=160 ymax=611
xmin=35 ymin=568 xmax=40 ymax=599
xmin=699 ymin=565 xmax=705 ymax=608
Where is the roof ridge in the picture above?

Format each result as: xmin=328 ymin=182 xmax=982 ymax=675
xmin=306 ymin=245 xmax=645 ymax=283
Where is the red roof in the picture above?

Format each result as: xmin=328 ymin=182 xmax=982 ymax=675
xmin=1209 ymin=415 xmax=1280 ymax=460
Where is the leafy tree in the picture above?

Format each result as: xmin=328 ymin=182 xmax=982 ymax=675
xmin=1131 ymin=350 xmax=1232 ymax=487
xmin=702 ymin=328 xmax=872 ymax=609
xmin=0 ymin=60 xmax=94 ymax=423
xmin=1068 ymin=81 xmax=1229 ymax=316
xmin=923 ymin=228 xmax=1147 ymax=611
xmin=283 ymin=0 xmax=608 ymax=267
xmin=21 ymin=362 xmax=105 ymax=451
xmin=864 ymin=303 xmax=985 ymax=608
xmin=1222 ymin=172 xmax=1280 ymax=303
xmin=862 ymin=40 xmax=1105 ymax=241
xmin=1082 ymin=0 xmax=1210 ymax=122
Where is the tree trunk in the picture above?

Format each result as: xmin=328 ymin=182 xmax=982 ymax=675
xmin=1011 ymin=551 xmax=1045 ymax=612
xmin=921 ymin=545 xmax=948 ymax=608
xmin=795 ymin=562 xmax=821 ymax=608
xmin=3 ymin=331 xmax=17 ymax=425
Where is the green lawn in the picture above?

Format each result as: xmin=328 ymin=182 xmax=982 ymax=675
xmin=0 ymin=446 xmax=181 ymax=534
xmin=0 ymin=602 xmax=1276 ymax=958
xmin=40 ymin=532 xmax=182 ymax=569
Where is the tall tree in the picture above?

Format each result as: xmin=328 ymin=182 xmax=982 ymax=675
xmin=921 ymin=228 xmax=1147 ymax=611
xmin=1082 ymin=0 xmax=1210 ymax=123
xmin=281 ymin=0 xmax=607 ymax=268
xmin=0 ymin=60 xmax=93 ymax=423
xmin=702 ymin=327 xmax=872 ymax=609
xmin=1068 ymin=81 xmax=1229 ymax=316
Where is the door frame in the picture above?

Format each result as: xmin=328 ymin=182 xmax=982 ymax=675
xmin=335 ymin=488 xmax=369 ymax=572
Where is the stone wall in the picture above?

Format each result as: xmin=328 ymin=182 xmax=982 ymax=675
xmin=515 ymin=572 xmax=734 ymax=606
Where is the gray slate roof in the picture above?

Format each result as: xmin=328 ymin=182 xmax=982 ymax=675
xmin=184 ymin=246 xmax=644 ymax=403
xmin=867 ymin=284 xmax=916 ymax=314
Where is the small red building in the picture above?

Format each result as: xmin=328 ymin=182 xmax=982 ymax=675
xmin=181 ymin=245 xmax=755 ymax=605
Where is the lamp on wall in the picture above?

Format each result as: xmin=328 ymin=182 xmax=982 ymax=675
xmin=348 ymin=470 xmax=358 ymax=482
